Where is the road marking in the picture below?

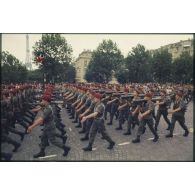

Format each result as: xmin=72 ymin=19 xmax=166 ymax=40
xmin=147 ymin=137 xmax=155 ymax=140
xmin=189 ymin=128 xmax=193 ymax=132
xmin=69 ymin=127 xmax=72 ymax=131
xmin=118 ymin=142 xmax=130 ymax=146
xmin=39 ymin=154 xmax=57 ymax=159
xmin=92 ymin=148 xmax=97 ymax=151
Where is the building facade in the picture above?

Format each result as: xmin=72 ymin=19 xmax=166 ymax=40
xmin=150 ymin=39 xmax=193 ymax=60
xmin=74 ymin=50 xmax=92 ymax=82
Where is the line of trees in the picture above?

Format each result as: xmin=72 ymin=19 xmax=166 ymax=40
xmin=1 ymin=51 xmax=28 ymax=83
xmin=1 ymin=37 xmax=193 ymax=84
xmin=85 ymin=40 xmax=193 ymax=84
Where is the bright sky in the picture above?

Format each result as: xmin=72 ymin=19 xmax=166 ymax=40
xmin=2 ymin=34 xmax=193 ymax=69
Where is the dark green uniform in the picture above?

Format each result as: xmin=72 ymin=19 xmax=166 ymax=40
xmin=82 ymin=99 xmax=96 ymax=139
xmin=40 ymin=104 xmax=64 ymax=150
xmin=166 ymin=99 xmax=189 ymax=137
xmin=133 ymin=100 xmax=158 ymax=143
xmin=125 ymin=97 xmax=140 ymax=135
xmin=88 ymin=102 xmax=114 ymax=147
xmin=155 ymin=96 xmax=171 ymax=131
xmin=116 ymin=98 xmax=128 ymax=130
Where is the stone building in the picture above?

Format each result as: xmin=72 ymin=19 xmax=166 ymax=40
xmin=150 ymin=39 xmax=193 ymax=60
xmin=74 ymin=50 xmax=92 ymax=82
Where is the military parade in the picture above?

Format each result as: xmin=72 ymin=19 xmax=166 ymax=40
xmin=1 ymin=34 xmax=194 ymax=161
xmin=1 ymin=81 xmax=193 ymax=160
xmin=1 ymin=3 xmax=195 ymax=195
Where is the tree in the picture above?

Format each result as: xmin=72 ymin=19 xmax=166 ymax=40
xmin=1 ymin=51 xmax=28 ymax=83
xmin=172 ymin=52 xmax=193 ymax=83
xmin=85 ymin=39 xmax=124 ymax=83
xmin=115 ymin=67 xmax=129 ymax=84
xmin=33 ymin=34 xmax=74 ymax=83
xmin=27 ymin=69 xmax=43 ymax=82
xmin=125 ymin=44 xmax=152 ymax=82
xmin=151 ymin=49 xmax=172 ymax=83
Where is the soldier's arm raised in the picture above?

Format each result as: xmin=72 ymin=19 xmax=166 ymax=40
xmin=107 ymin=98 xmax=116 ymax=104
xmin=118 ymin=103 xmax=128 ymax=110
xmin=81 ymin=112 xmax=98 ymax=123
xmin=27 ymin=117 xmax=44 ymax=133
xmin=80 ymin=108 xmax=90 ymax=118
xmin=132 ymin=105 xmax=140 ymax=115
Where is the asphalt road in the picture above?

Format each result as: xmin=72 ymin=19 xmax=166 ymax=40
xmin=1 ymin=101 xmax=194 ymax=161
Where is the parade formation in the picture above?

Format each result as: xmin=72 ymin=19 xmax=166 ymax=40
xmin=1 ymin=82 xmax=193 ymax=161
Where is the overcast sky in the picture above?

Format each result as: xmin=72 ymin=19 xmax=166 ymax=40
xmin=2 ymin=34 xmax=193 ymax=69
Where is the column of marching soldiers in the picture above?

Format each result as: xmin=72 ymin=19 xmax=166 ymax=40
xmin=1 ymin=82 xmax=193 ymax=160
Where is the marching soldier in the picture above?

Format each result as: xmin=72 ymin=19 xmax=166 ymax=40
xmin=116 ymin=95 xmax=129 ymax=130
xmin=154 ymin=89 xmax=171 ymax=131
xmin=74 ymin=89 xmax=88 ymax=128
xmin=166 ymin=91 xmax=189 ymax=138
xmin=124 ymin=90 xmax=140 ymax=135
xmin=81 ymin=93 xmax=115 ymax=151
xmin=132 ymin=93 xmax=159 ymax=143
xmin=27 ymin=95 xmax=71 ymax=158
xmin=103 ymin=92 xmax=112 ymax=120
xmin=77 ymin=91 xmax=93 ymax=134
xmin=80 ymin=92 xmax=96 ymax=141
xmin=106 ymin=94 xmax=120 ymax=125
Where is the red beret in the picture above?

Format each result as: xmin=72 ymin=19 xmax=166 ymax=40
xmin=145 ymin=93 xmax=152 ymax=98
xmin=124 ymin=88 xmax=129 ymax=93
xmin=42 ymin=95 xmax=51 ymax=102
xmin=95 ymin=93 xmax=102 ymax=100
xmin=176 ymin=91 xmax=183 ymax=97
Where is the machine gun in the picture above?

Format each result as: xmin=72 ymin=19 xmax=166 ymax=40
xmin=131 ymin=96 xmax=162 ymax=106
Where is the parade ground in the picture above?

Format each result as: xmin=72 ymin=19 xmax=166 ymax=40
xmin=2 ymin=101 xmax=193 ymax=161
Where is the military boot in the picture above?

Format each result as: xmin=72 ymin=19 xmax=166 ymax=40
xmin=12 ymin=143 xmax=21 ymax=152
xmin=107 ymin=141 xmax=115 ymax=149
xmin=132 ymin=136 xmax=140 ymax=143
xmin=63 ymin=146 xmax=71 ymax=156
xmin=83 ymin=144 xmax=92 ymax=151
xmin=183 ymin=130 xmax=189 ymax=137
xmin=33 ymin=149 xmax=45 ymax=158
xmin=153 ymin=135 xmax=159 ymax=142
xmin=123 ymin=129 xmax=131 ymax=135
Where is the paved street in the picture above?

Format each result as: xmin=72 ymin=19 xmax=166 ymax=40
xmin=2 ymin=102 xmax=194 ymax=161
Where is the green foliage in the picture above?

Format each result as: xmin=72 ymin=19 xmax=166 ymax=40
xmin=125 ymin=44 xmax=152 ymax=82
xmin=1 ymin=51 xmax=28 ymax=83
xmin=151 ymin=49 xmax=173 ymax=82
xmin=85 ymin=40 xmax=124 ymax=83
xmin=33 ymin=34 xmax=75 ymax=83
xmin=115 ymin=66 xmax=129 ymax=84
xmin=114 ymin=44 xmax=192 ymax=84
xmin=27 ymin=69 xmax=43 ymax=82
xmin=172 ymin=52 xmax=193 ymax=83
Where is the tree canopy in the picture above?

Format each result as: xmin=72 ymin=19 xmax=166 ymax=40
xmin=1 ymin=51 xmax=28 ymax=83
xmin=33 ymin=34 xmax=75 ymax=83
xmin=85 ymin=40 xmax=124 ymax=83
